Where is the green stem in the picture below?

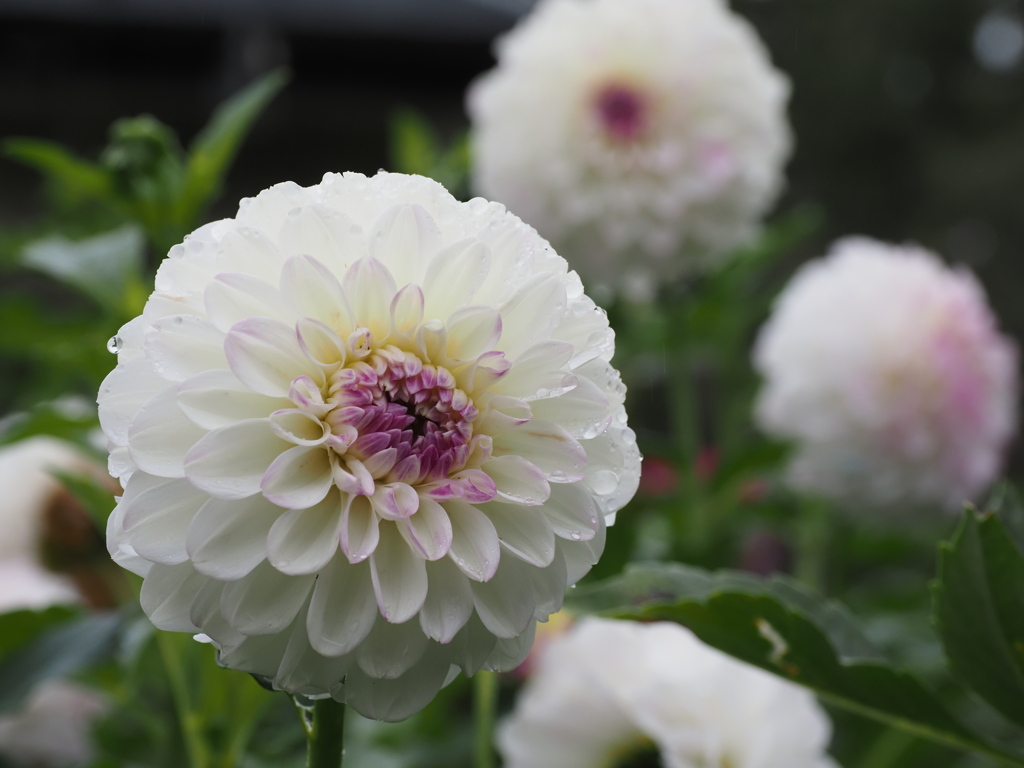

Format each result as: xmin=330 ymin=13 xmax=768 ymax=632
xmin=474 ymin=670 xmax=499 ymax=768
xmin=795 ymin=497 xmax=830 ymax=592
xmin=156 ymin=631 xmax=210 ymax=768
xmin=303 ymin=697 xmax=346 ymax=768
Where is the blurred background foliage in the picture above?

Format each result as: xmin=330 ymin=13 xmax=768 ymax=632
xmin=0 ymin=1 xmax=1023 ymax=767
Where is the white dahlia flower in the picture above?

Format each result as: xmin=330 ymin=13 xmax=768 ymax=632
xmin=99 ymin=171 xmax=639 ymax=721
xmin=498 ymin=617 xmax=837 ymax=768
xmin=754 ymin=237 xmax=1018 ymax=511
xmin=467 ymin=0 xmax=791 ymax=295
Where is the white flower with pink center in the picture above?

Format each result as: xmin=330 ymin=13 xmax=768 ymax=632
xmin=467 ymin=0 xmax=791 ymax=296
xmin=99 ymin=171 xmax=639 ymax=721
xmin=754 ymin=237 xmax=1018 ymax=511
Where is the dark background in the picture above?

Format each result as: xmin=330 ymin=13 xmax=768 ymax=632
xmin=1 ymin=0 xmax=1022 ymax=367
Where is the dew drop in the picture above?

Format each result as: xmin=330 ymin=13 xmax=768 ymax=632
xmin=570 ymin=531 xmax=582 ymax=541
xmin=590 ymin=469 xmax=619 ymax=495
xmin=106 ymin=335 xmax=123 ymax=354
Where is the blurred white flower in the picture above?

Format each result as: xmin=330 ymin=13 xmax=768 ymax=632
xmin=0 ymin=680 xmax=106 ymax=768
xmin=754 ymin=237 xmax=1018 ymax=511
xmin=0 ymin=437 xmax=97 ymax=611
xmin=0 ymin=437 xmax=110 ymax=767
xmin=498 ymin=617 xmax=837 ymax=768
xmin=100 ymin=171 xmax=640 ymax=721
xmin=467 ymin=0 xmax=791 ymax=294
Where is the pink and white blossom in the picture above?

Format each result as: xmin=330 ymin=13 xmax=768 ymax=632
xmin=754 ymin=237 xmax=1018 ymax=511
xmin=99 ymin=172 xmax=639 ymax=721
xmin=467 ymin=0 xmax=791 ymax=295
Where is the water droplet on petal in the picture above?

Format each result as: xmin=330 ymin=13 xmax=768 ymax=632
xmin=590 ymin=469 xmax=619 ymax=495
xmin=106 ymin=336 xmax=123 ymax=354
xmin=570 ymin=531 xmax=582 ymax=541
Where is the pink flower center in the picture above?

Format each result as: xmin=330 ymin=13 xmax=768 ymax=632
xmin=594 ymin=83 xmax=647 ymax=141
xmin=324 ymin=345 xmax=484 ymax=485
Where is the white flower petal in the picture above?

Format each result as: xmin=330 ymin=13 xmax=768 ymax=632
xmin=445 ymin=305 xmax=502 ymax=362
xmin=296 ymin=318 xmax=346 ymax=368
xmin=220 ymin=560 xmax=314 ymax=635
xmin=339 ymin=650 xmax=451 ymax=723
xmin=542 ymin=482 xmax=600 ymax=542
xmin=307 ymin=556 xmax=378 ymax=657
xmin=487 ymin=503 xmax=556 ymax=568
xmin=482 ymin=455 xmax=551 ymax=506
xmin=422 ymin=237 xmax=491 ymax=319
xmin=529 ymin=376 xmax=613 ymax=439
xmin=224 ymin=317 xmax=325 ymax=398
xmin=277 ymin=202 xmax=367 ymax=275
xmin=186 ymin=495 xmax=280 ymax=579
xmin=204 ymin=272 xmax=294 ymax=333
xmin=280 ymin=254 xmax=355 ymax=336
xmin=390 ymin=284 xmax=425 ymax=336
xmin=127 ymin=386 xmax=207 ymax=478
xmin=471 ymin=554 xmax=535 ymax=639
xmin=492 ymin=340 xmax=575 ymax=400
xmin=177 ymin=369 xmax=289 ymax=430
xmin=184 ymin=418 xmax=289 ymax=499
xmin=139 ymin=562 xmax=204 ymax=631
xmin=340 ymin=494 xmax=380 ymax=563
xmin=261 ymin=445 xmax=333 ymax=509
xmin=397 ymin=497 xmax=453 ymax=561
xmin=123 ymin=478 xmax=207 ymax=564
xmin=492 ymin=419 xmax=587 ymax=482
xmin=267 ymin=490 xmax=344 ymax=575
xmin=369 ymin=523 xmax=428 ymax=623
xmin=498 ymin=277 xmax=567 ymax=357
xmin=445 ymin=499 xmax=500 ymax=582
xmin=341 ymin=257 xmax=397 ymax=339
xmin=98 ymin=354 xmax=167 ymax=447
xmin=368 ymin=203 xmax=442 ymax=286
xmin=145 ymin=315 xmax=227 ymax=382
xmin=356 ymin=616 xmax=429 ymax=679
xmin=419 ymin=556 xmax=474 ymax=643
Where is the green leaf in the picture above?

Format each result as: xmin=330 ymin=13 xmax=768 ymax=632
xmin=569 ymin=563 xmax=1024 ymax=766
xmin=934 ymin=505 xmax=1024 ymax=729
xmin=389 ymin=110 xmax=470 ymax=196
xmin=176 ymin=69 xmax=289 ymax=229
xmin=4 ymin=138 xmax=115 ymax=202
xmin=0 ymin=606 xmax=78 ymax=660
xmin=0 ymin=611 xmax=122 ymax=713
xmin=391 ymin=110 xmax=439 ymax=178
xmin=20 ymin=225 xmax=145 ymax=310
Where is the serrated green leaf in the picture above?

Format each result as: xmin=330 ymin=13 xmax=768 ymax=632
xmin=934 ymin=507 xmax=1024 ymax=729
xmin=20 ymin=225 xmax=145 ymax=310
xmin=4 ymin=138 xmax=114 ymax=202
xmin=0 ymin=611 xmax=122 ymax=713
xmin=176 ymin=69 xmax=289 ymax=229
xmin=570 ymin=563 xmax=1024 ymax=766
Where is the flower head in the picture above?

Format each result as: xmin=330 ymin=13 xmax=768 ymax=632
xmin=467 ymin=0 xmax=791 ymax=296
xmin=99 ymin=172 xmax=639 ymax=721
xmin=498 ymin=617 xmax=837 ymax=768
xmin=754 ymin=237 xmax=1018 ymax=511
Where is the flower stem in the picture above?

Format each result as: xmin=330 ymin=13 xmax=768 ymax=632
xmin=302 ymin=698 xmax=346 ymax=768
xmin=795 ymin=497 xmax=830 ymax=592
xmin=156 ymin=631 xmax=210 ymax=768
xmin=474 ymin=670 xmax=499 ymax=768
